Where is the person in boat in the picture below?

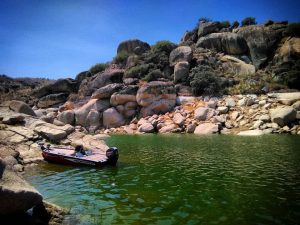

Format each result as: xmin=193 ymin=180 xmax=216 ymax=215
xmin=74 ymin=145 xmax=86 ymax=157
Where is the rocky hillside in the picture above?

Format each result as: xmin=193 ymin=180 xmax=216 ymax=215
xmin=0 ymin=75 xmax=55 ymax=105
xmin=0 ymin=18 xmax=299 ymax=135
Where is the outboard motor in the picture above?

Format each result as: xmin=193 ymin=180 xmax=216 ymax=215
xmin=106 ymin=147 xmax=119 ymax=166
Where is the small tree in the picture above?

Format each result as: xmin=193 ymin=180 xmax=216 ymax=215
xmin=241 ymin=17 xmax=257 ymax=26
xmin=219 ymin=21 xmax=231 ymax=29
xmin=189 ymin=66 xmax=221 ymax=95
xmin=151 ymin=41 xmax=177 ymax=55
xmin=285 ymin=23 xmax=300 ymax=37
xmin=231 ymin=21 xmax=240 ymax=28
xmin=264 ymin=19 xmax=274 ymax=26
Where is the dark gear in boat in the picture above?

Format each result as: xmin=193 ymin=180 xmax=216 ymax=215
xmin=75 ymin=145 xmax=86 ymax=155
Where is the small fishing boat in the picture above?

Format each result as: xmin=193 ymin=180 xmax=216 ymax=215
xmin=39 ymin=143 xmax=119 ymax=167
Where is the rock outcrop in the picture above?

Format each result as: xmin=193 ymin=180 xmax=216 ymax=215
xmin=33 ymin=78 xmax=78 ymax=98
xmin=236 ymin=24 xmax=286 ymax=68
xmin=117 ymin=39 xmax=151 ymax=55
xmin=37 ymin=93 xmax=68 ymax=108
xmin=136 ymin=81 xmax=176 ymax=117
xmin=169 ymin=46 xmax=193 ymax=66
xmin=78 ymin=69 xmax=124 ymax=97
xmin=196 ymin=32 xmax=248 ymax=55
xmin=270 ymin=106 xmax=297 ymax=127
xmin=0 ymin=160 xmax=43 ymax=214
xmin=9 ymin=100 xmax=36 ymax=116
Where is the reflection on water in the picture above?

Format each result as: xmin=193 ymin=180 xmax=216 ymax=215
xmin=25 ymin=134 xmax=300 ymax=225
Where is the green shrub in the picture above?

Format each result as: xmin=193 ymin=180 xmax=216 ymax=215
xmin=219 ymin=21 xmax=231 ymax=29
xmin=152 ymin=41 xmax=177 ymax=55
xmin=231 ymin=21 xmax=239 ymax=28
xmin=125 ymin=64 xmax=150 ymax=78
xmin=142 ymin=69 xmax=164 ymax=82
xmin=285 ymin=23 xmax=300 ymax=37
xmin=113 ymin=51 xmax=129 ymax=65
xmin=189 ymin=66 xmax=221 ymax=95
xmin=89 ymin=63 xmax=107 ymax=75
xmin=264 ymin=19 xmax=274 ymax=26
xmin=241 ymin=17 xmax=257 ymax=26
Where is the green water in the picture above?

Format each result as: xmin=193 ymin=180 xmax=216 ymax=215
xmin=25 ymin=134 xmax=300 ymax=225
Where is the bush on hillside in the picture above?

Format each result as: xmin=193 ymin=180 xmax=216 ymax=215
xmin=231 ymin=21 xmax=239 ymax=28
xmin=142 ymin=69 xmax=164 ymax=82
xmin=89 ymin=63 xmax=107 ymax=75
xmin=113 ymin=51 xmax=129 ymax=65
xmin=219 ymin=21 xmax=231 ymax=29
xmin=285 ymin=23 xmax=300 ymax=37
xmin=125 ymin=64 xmax=150 ymax=78
xmin=241 ymin=17 xmax=257 ymax=26
xmin=264 ymin=19 xmax=274 ymax=26
xmin=152 ymin=41 xmax=177 ymax=55
xmin=189 ymin=66 xmax=221 ymax=95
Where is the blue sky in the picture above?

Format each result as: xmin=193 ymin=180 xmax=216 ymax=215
xmin=0 ymin=0 xmax=299 ymax=79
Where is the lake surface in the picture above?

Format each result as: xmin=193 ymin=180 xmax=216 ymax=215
xmin=25 ymin=134 xmax=300 ymax=225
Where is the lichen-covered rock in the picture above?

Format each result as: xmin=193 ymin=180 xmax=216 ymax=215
xmin=270 ymin=106 xmax=297 ymax=127
xmin=196 ymin=32 xmax=248 ymax=55
xmin=103 ymin=107 xmax=125 ymax=128
xmin=9 ymin=100 xmax=36 ymax=116
xmin=169 ymin=46 xmax=193 ymax=66
xmin=174 ymin=61 xmax=190 ymax=83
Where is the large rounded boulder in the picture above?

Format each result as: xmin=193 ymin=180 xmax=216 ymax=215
xmin=78 ymin=69 xmax=124 ymax=97
xmin=117 ymin=39 xmax=151 ymax=55
xmin=9 ymin=100 xmax=36 ymax=116
xmin=0 ymin=160 xmax=43 ymax=215
xmin=169 ymin=46 xmax=193 ymax=66
xmin=196 ymin=32 xmax=248 ymax=55
xmin=236 ymin=24 xmax=286 ymax=68
xmin=103 ymin=107 xmax=125 ymax=128
xmin=136 ymin=81 xmax=176 ymax=117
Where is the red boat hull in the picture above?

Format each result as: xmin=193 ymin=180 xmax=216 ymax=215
xmin=42 ymin=150 xmax=118 ymax=167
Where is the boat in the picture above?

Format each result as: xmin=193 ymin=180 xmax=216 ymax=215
xmin=39 ymin=143 xmax=119 ymax=167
